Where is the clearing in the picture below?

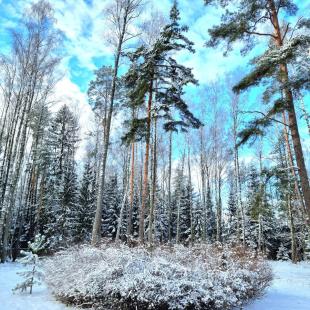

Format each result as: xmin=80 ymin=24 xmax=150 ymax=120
xmin=0 ymin=260 xmax=309 ymax=310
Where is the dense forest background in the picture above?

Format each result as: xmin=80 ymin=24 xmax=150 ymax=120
xmin=0 ymin=0 xmax=309 ymax=264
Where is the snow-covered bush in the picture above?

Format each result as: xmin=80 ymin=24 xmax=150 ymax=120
xmin=13 ymin=234 xmax=46 ymax=294
xmin=44 ymin=243 xmax=272 ymax=309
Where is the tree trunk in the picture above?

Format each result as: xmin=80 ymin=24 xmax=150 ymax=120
xmin=216 ymin=168 xmax=222 ymax=243
xmin=116 ymin=185 xmax=129 ymax=243
xmin=168 ymin=132 xmax=172 ymax=243
xmin=127 ymin=141 xmax=135 ymax=239
xmin=148 ymin=111 xmax=157 ymax=246
xmin=199 ymin=129 xmax=207 ymax=242
xmin=91 ymin=17 xmax=127 ymax=245
xmin=232 ymin=96 xmax=246 ymax=247
xmin=288 ymin=194 xmax=297 ymax=263
xmin=139 ymin=79 xmax=153 ymax=243
xmin=282 ymin=112 xmax=307 ymax=221
xmin=187 ymin=142 xmax=194 ymax=245
xmin=269 ymin=0 xmax=310 ymax=221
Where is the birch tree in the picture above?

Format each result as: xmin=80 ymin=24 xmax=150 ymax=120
xmin=0 ymin=0 xmax=61 ymax=262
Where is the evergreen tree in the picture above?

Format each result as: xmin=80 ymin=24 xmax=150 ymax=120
xmin=271 ymin=133 xmax=302 ymax=261
xmin=225 ymin=178 xmax=238 ymax=243
xmin=179 ymin=184 xmax=193 ymax=243
xmin=245 ymin=165 xmax=260 ymax=249
xmin=277 ymin=243 xmax=290 ymax=261
xmin=13 ymin=234 xmax=46 ymax=294
xmin=193 ymin=200 xmax=204 ymax=242
xmin=76 ymin=157 xmax=96 ymax=242
xmin=204 ymin=0 xmax=310 ymax=219
xmin=123 ymin=2 xmax=201 ymax=143
xmin=102 ymin=175 xmax=120 ymax=239
xmin=12 ymin=102 xmax=51 ymax=258
xmin=206 ymin=185 xmax=216 ymax=241
xmin=171 ymin=163 xmax=194 ymax=244
xmin=44 ymin=105 xmax=79 ymax=249
xmin=122 ymin=2 xmax=201 ymax=242
xmin=154 ymin=187 xmax=169 ymax=243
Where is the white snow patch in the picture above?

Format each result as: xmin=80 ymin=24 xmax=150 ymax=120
xmin=246 ymin=261 xmax=310 ymax=310
xmin=0 ymin=263 xmax=73 ymax=310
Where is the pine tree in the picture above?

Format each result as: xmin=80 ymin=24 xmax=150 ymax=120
xmin=204 ymin=0 xmax=310 ymax=219
xmin=91 ymin=0 xmax=142 ymax=246
xmin=206 ymin=184 xmax=216 ymax=241
xmin=123 ymin=2 xmax=201 ymax=243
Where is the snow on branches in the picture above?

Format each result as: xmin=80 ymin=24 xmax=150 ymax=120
xmin=44 ymin=243 xmax=272 ymax=309
xmin=13 ymin=234 xmax=46 ymax=294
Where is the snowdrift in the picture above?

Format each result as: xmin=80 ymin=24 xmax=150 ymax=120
xmin=44 ymin=243 xmax=272 ymax=309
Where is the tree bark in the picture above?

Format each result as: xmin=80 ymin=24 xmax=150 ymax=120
xmin=148 ymin=112 xmax=157 ymax=246
xmin=139 ymin=79 xmax=153 ymax=243
xmin=199 ymin=129 xmax=207 ymax=242
xmin=187 ymin=141 xmax=194 ymax=245
xmin=216 ymin=167 xmax=222 ymax=243
xmin=269 ymin=0 xmax=310 ymax=221
xmin=168 ymin=132 xmax=172 ymax=243
xmin=127 ymin=141 xmax=135 ymax=239
xmin=91 ymin=15 xmax=127 ymax=245
xmin=282 ymin=112 xmax=307 ymax=221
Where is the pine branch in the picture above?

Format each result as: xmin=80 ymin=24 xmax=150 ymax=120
xmin=241 ymin=110 xmax=288 ymax=127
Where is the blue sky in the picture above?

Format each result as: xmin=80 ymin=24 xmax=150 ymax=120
xmin=0 ymin=0 xmax=309 ymax=167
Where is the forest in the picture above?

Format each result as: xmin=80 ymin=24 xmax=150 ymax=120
xmin=0 ymin=0 xmax=309 ymax=309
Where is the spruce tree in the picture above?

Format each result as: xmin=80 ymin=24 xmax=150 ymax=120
xmin=154 ymin=187 xmax=169 ymax=243
xmin=272 ymin=133 xmax=301 ymax=261
xmin=44 ymin=105 xmax=79 ymax=249
xmin=102 ymin=175 xmax=120 ymax=240
xmin=76 ymin=157 xmax=96 ymax=242
xmin=193 ymin=200 xmax=204 ymax=242
xmin=13 ymin=234 xmax=46 ymax=294
xmin=226 ymin=178 xmax=238 ymax=243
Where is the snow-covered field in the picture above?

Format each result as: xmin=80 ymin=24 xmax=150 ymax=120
xmin=0 ymin=260 xmax=309 ymax=310
xmin=0 ymin=263 xmax=73 ymax=310
xmin=246 ymin=261 xmax=310 ymax=310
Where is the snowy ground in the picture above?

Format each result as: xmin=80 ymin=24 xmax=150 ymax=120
xmin=246 ymin=261 xmax=310 ymax=310
xmin=0 ymin=263 xmax=73 ymax=310
xmin=0 ymin=261 xmax=309 ymax=310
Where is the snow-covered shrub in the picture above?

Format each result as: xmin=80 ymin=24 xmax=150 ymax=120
xmin=44 ymin=243 xmax=272 ymax=309
xmin=13 ymin=234 xmax=46 ymax=294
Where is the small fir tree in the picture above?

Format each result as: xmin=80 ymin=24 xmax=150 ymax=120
xmin=13 ymin=234 xmax=46 ymax=294
xmin=277 ymin=243 xmax=290 ymax=261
